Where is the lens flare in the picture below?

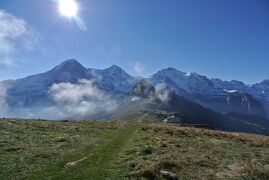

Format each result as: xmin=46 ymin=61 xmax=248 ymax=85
xmin=59 ymin=0 xmax=78 ymax=17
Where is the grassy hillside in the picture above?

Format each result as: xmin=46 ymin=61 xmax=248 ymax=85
xmin=0 ymin=118 xmax=269 ymax=179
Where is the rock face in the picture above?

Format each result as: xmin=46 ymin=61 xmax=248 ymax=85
xmin=124 ymin=80 xmax=269 ymax=134
xmin=87 ymin=65 xmax=139 ymax=93
xmin=128 ymin=79 xmax=155 ymax=98
xmin=150 ymin=67 xmax=268 ymax=118
xmin=194 ymin=91 xmax=267 ymax=118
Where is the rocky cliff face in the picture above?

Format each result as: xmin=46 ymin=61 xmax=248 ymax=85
xmin=150 ymin=68 xmax=268 ymax=118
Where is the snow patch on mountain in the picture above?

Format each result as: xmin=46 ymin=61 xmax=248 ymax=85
xmin=224 ymin=89 xmax=239 ymax=93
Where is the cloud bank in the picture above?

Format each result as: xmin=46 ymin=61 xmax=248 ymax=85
xmin=155 ymin=83 xmax=171 ymax=102
xmin=47 ymin=79 xmax=118 ymax=119
xmin=0 ymin=78 xmax=172 ymax=120
xmin=0 ymin=79 xmax=119 ymax=119
xmin=0 ymin=82 xmax=9 ymax=115
xmin=49 ymin=79 xmax=107 ymax=103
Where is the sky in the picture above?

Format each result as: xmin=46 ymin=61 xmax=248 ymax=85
xmin=0 ymin=0 xmax=269 ymax=84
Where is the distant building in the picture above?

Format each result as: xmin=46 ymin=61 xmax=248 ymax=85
xmin=163 ymin=116 xmax=182 ymax=124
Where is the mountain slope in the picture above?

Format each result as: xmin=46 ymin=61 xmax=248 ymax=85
xmin=3 ymin=60 xmax=269 ymax=117
xmin=115 ymin=80 xmax=269 ymax=135
xmin=1 ymin=59 xmax=269 ymax=134
xmin=5 ymin=60 xmax=138 ymax=107
xmin=151 ymin=68 xmax=268 ymax=118
xmin=87 ymin=65 xmax=139 ymax=93
xmin=6 ymin=59 xmax=88 ymax=107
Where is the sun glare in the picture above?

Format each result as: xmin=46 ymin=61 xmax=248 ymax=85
xmin=59 ymin=0 xmax=78 ymax=17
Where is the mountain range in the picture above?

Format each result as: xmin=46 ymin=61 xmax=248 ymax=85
xmin=1 ymin=59 xmax=269 ymax=135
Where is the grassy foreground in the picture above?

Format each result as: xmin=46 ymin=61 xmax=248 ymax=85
xmin=0 ymin=119 xmax=269 ymax=179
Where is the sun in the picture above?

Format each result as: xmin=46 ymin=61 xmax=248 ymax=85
xmin=59 ymin=0 xmax=78 ymax=17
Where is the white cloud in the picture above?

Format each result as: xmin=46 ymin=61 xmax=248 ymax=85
xmin=49 ymin=79 xmax=107 ymax=103
xmin=0 ymin=79 xmax=119 ymax=119
xmin=0 ymin=9 xmax=38 ymax=66
xmin=0 ymin=84 xmax=7 ymax=109
xmin=155 ymin=83 xmax=171 ymax=102
xmin=0 ymin=81 xmax=13 ymax=116
xmin=48 ymin=79 xmax=118 ymax=118
xmin=133 ymin=62 xmax=145 ymax=76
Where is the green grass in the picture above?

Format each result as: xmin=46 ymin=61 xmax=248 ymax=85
xmin=32 ymin=124 xmax=139 ymax=179
xmin=1 ymin=119 xmax=269 ymax=179
xmin=0 ymin=119 xmax=133 ymax=179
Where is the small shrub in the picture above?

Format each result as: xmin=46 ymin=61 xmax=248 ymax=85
xmin=156 ymin=161 xmax=178 ymax=170
xmin=141 ymin=127 xmax=148 ymax=131
xmin=140 ymin=169 xmax=157 ymax=179
xmin=161 ymin=143 xmax=168 ymax=148
xmin=54 ymin=136 xmax=68 ymax=142
xmin=140 ymin=146 xmax=155 ymax=156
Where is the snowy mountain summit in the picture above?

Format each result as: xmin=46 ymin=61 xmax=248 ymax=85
xmin=1 ymin=59 xmax=269 ymax=119
xmin=151 ymin=67 xmax=269 ymax=118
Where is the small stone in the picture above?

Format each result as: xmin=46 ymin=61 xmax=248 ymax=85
xmin=160 ymin=170 xmax=179 ymax=180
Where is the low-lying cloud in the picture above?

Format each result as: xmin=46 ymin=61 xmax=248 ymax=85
xmin=49 ymin=79 xmax=107 ymax=103
xmin=0 ymin=79 xmax=119 ymax=119
xmin=155 ymin=83 xmax=171 ymax=102
xmin=47 ymin=79 xmax=118 ymax=119
xmin=0 ymin=82 xmax=9 ymax=115
xmin=0 ymin=79 xmax=172 ymax=119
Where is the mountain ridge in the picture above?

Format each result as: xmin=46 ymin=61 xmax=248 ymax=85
xmin=1 ymin=59 xmax=269 ymax=124
xmin=4 ymin=59 xmax=269 ymax=86
xmin=115 ymin=79 xmax=269 ymax=135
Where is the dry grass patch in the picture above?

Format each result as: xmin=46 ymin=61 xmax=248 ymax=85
xmin=118 ymin=124 xmax=269 ymax=179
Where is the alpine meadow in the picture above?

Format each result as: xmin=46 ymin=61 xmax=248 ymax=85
xmin=0 ymin=0 xmax=269 ymax=179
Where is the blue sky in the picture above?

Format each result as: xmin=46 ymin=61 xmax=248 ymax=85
xmin=0 ymin=0 xmax=269 ymax=83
